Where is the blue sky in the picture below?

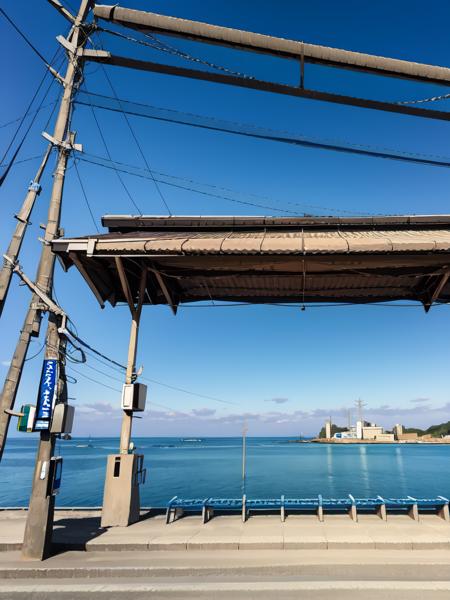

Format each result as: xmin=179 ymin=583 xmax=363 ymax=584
xmin=1 ymin=0 xmax=450 ymax=437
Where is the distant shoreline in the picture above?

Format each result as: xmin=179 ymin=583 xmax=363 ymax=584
xmin=292 ymin=438 xmax=450 ymax=445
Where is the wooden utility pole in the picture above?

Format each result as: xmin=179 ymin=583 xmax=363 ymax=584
xmin=0 ymin=144 xmax=53 ymax=318
xmin=0 ymin=0 xmax=92 ymax=463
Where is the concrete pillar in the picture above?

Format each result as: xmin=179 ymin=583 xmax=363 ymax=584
xmin=378 ymin=503 xmax=387 ymax=521
xmin=438 ymin=504 xmax=449 ymax=522
xmin=101 ymin=454 xmax=143 ymax=527
xmin=408 ymin=503 xmax=419 ymax=521
xmin=325 ymin=419 xmax=332 ymax=439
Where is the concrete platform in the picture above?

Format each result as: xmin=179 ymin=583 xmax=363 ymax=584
xmin=1 ymin=509 xmax=450 ymax=552
xmin=2 ymin=511 xmax=450 ymax=599
xmin=3 ymin=548 xmax=450 ymax=598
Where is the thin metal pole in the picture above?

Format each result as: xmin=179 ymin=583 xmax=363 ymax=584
xmin=241 ymin=422 xmax=247 ymax=496
xmin=0 ymin=144 xmax=53 ymax=318
xmin=0 ymin=0 xmax=92 ymax=462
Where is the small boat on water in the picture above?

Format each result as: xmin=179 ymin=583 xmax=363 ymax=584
xmin=76 ymin=435 xmax=94 ymax=448
xmin=181 ymin=438 xmax=202 ymax=443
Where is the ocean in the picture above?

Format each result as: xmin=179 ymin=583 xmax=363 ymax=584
xmin=1 ymin=437 xmax=449 ymax=507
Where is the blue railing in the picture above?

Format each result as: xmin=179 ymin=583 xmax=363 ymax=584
xmin=165 ymin=494 xmax=450 ymax=524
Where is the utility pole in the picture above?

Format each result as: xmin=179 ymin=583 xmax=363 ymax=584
xmin=0 ymin=144 xmax=53 ymax=318
xmin=21 ymin=315 xmax=67 ymax=560
xmin=0 ymin=0 xmax=93 ymax=559
xmin=0 ymin=0 xmax=92 ymax=463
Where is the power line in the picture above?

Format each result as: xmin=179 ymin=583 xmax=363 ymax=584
xmin=74 ymin=90 xmax=450 ymax=170
xmin=95 ymin=31 xmax=172 ymax=214
xmin=73 ymin=160 xmax=99 ymax=232
xmin=0 ymin=154 xmax=44 ymax=169
xmin=66 ymin=328 xmax=237 ymax=405
xmin=78 ymin=83 xmax=143 ymax=214
xmin=69 ymin=365 xmax=201 ymax=417
xmin=68 ymin=366 xmax=122 ymax=393
xmin=398 ymin=92 xmax=450 ymax=106
xmin=79 ymin=152 xmax=380 ymax=216
xmin=99 ymin=25 xmax=255 ymax=81
xmin=79 ymin=154 xmax=303 ymax=214
xmin=0 ymin=7 xmax=52 ymax=68
xmin=0 ymin=102 xmax=58 ymax=130
xmin=1 ymin=49 xmax=61 ymax=164
xmin=0 ymin=65 xmax=61 ymax=187
xmin=66 ymin=327 xmax=126 ymax=370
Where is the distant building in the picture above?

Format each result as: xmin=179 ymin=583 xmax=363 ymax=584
xmin=397 ymin=432 xmax=418 ymax=441
xmin=393 ymin=424 xmax=403 ymax=439
xmin=356 ymin=420 xmax=363 ymax=439
xmin=374 ymin=433 xmax=395 ymax=442
xmin=333 ymin=431 xmax=357 ymax=439
xmin=362 ymin=426 xmax=384 ymax=440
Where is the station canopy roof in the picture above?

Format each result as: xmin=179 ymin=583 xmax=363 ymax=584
xmin=51 ymin=215 xmax=450 ymax=312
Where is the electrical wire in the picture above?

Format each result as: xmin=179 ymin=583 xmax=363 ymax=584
xmin=73 ymin=160 xmax=99 ymax=232
xmin=78 ymin=82 xmax=143 ymax=214
xmin=68 ymin=366 xmax=122 ymax=393
xmin=68 ymin=362 xmax=218 ymax=416
xmin=79 ymin=153 xmax=379 ymax=216
xmin=65 ymin=329 xmax=238 ymax=406
xmin=0 ymin=154 xmax=44 ymax=169
xmin=0 ymin=46 xmax=64 ymax=187
xmin=24 ymin=342 xmax=45 ymax=362
xmin=94 ymin=31 xmax=172 ymax=214
xmin=99 ymin=25 xmax=255 ymax=81
xmin=398 ymin=92 xmax=450 ymax=106
xmin=66 ymin=327 xmax=127 ymax=370
xmin=0 ymin=102 xmax=58 ymax=129
xmin=0 ymin=7 xmax=52 ymax=68
xmin=74 ymin=90 xmax=450 ymax=170
xmin=0 ymin=48 xmax=61 ymax=164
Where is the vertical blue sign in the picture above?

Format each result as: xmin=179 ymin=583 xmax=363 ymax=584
xmin=34 ymin=359 xmax=58 ymax=431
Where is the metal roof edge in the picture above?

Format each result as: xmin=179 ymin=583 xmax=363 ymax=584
xmin=101 ymin=214 xmax=450 ymax=231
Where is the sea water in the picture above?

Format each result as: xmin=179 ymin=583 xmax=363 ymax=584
xmin=1 ymin=437 xmax=449 ymax=507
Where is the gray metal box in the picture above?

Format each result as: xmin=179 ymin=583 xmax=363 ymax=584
xmin=50 ymin=404 xmax=75 ymax=434
xmin=121 ymin=383 xmax=147 ymax=412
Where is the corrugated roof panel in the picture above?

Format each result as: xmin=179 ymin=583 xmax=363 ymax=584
xmin=303 ymin=231 xmax=348 ymax=253
xmin=260 ymin=231 xmax=303 ymax=254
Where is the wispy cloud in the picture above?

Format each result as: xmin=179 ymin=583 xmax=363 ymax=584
xmin=1 ymin=360 xmax=11 ymax=367
xmin=265 ymin=397 xmax=289 ymax=404
xmin=71 ymin=396 xmax=450 ymax=437
xmin=191 ymin=408 xmax=216 ymax=417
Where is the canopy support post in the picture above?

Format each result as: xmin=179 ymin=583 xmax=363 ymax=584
xmin=101 ymin=265 xmax=147 ymax=527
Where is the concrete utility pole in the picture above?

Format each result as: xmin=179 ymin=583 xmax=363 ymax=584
xmin=19 ymin=0 xmax=94 ymax=560
xmin=0 ymin=144 xmax=53 ymax=318
xmin=21 ymin=315 xmax=67 ymax=560
xmin=0 ymin=0 xmax=92 ymax=462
